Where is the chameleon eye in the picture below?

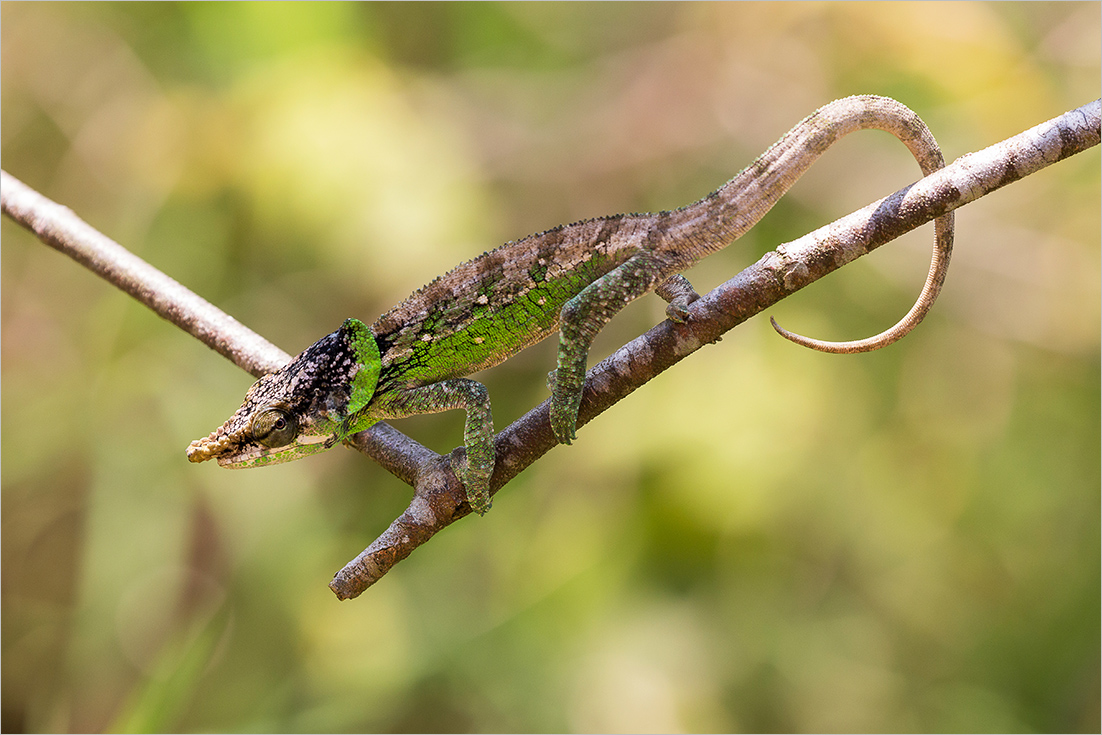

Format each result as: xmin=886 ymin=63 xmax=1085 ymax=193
xmin=250 ymin=407 xmax=298 ymax=448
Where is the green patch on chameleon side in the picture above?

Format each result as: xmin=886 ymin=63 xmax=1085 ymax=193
xmin=341 ymin=318 xmax=382 ymax=416
xmin=390 ymin=257 xmax=618 ymax=386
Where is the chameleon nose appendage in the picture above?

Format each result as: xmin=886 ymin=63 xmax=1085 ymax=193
xmin=186 ymin=431 xmax=233 ymax=463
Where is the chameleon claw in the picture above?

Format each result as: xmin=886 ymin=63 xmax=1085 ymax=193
xmin=465 ymin=486 xmax=492 ymax=515
xmin=452 ymin=454 xmax=493 ymax=515
xmin=664 ymin=298 xmax=694 ymax=324
xmin=468 ymin=492 xmax=492 ymax=516
xmin=548 ymin=396 xmax=581 ymax=445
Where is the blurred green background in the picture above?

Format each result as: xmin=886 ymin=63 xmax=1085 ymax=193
xmin=2 ymin=2 xmax=1098 ymax=732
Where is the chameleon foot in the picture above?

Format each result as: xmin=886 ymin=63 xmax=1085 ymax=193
xmin=548 ymin=390 xmax=582 ymax=445
xmin=453 ymin=455 xmax=492 ymax=515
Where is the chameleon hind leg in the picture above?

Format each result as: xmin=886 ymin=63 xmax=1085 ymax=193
xmin=374 ymin=379 xmax=495 ymax=515
xmin=655 ymin=273 xmax=701 ymax=323
xmin=549 ymin=250 xmax=685 ymax=444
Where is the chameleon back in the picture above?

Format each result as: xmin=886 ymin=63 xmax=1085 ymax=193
xmin=371 ymin=213 xmax=656 ymax=391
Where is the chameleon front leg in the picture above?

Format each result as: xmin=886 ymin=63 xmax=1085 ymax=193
xmin=549 ymin=250 xmax=680 ymax=444
xmin=374 ymin=379 xmax=495 ymax=515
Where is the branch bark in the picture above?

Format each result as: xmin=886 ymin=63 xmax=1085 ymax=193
xmin=3 ymin=98 xmax=1098 ymax=600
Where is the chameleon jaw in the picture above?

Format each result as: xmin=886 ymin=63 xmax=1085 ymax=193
xmin=187 ymin=428 xmax=338 ymax=468
xmin=214 ymin=437 xmax=335 ymax=468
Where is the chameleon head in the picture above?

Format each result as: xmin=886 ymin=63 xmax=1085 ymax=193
xmin=186 ymin=318 xmax=382 ymax=468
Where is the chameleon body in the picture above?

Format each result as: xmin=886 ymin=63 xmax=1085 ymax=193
xmin=187 ymin=95 xmax=954 ymax=515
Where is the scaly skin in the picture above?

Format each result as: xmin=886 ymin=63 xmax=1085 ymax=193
xmin=187 ymin=95 xmax=955 ymax=516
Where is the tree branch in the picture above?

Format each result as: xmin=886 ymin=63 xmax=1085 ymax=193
xmin=0 ymin=172 xmax=291 ymax=378
xmin=3 ymin=99 xmax=1098 ymax=600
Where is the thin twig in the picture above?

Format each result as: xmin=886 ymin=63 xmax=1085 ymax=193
xmin=0 ymin=171 xmax=290 ymax=378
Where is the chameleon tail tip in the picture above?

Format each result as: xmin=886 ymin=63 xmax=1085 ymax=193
xmin=769 ymin=315 xmax=907 ymax=355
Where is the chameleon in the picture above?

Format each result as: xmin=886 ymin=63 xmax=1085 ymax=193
xmin=187 ymin=95 xmax=954 ymax=516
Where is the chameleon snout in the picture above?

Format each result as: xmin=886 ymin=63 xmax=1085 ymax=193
xmin=186 ymin=432 xmax=232 ymax=463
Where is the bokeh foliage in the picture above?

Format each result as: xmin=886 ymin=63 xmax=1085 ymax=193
xmin=2 ymin=3 xmax=1098 ymax=732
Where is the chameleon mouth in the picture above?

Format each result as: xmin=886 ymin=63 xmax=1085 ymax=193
xmin=214 ymin=444 xmax=273 ymax=468
xmin=216 ymin=434 xmax=337 ymax=468
xmin=187 ymin=430 xmax=339 ymax=468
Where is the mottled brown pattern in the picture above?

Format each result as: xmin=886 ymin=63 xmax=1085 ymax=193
xmin=371 ymin=215 xmax=650 ymax=358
